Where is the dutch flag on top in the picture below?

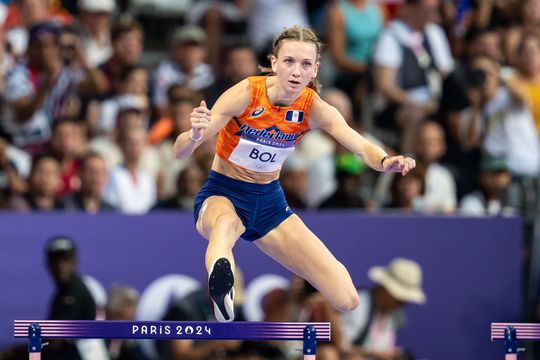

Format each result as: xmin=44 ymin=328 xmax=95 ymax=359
xmin=284 ymin=110 xmax=304 ymax=123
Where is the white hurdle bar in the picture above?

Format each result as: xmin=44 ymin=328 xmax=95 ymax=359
xmin=15 ymin=320 xmax=331 ymax=360
xmin=491 ymin=323 xmax=540 ymax=359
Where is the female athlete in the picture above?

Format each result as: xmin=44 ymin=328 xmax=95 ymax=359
xmin=173 ymin=26 xmax=416 ymax=322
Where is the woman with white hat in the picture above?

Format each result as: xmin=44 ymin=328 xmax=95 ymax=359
xmin=341 ymin=258 xmax=426 ymax=360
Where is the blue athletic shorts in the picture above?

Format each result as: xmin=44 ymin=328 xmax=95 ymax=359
xmin=194 ymin=170 xmax=294 ymax=241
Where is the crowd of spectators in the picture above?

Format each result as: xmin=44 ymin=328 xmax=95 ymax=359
xmin=0 ymin=0 xmax=537 ymax=216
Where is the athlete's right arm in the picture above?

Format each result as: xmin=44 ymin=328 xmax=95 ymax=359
xmin=173 ymin=79 xmax=251 ymax=159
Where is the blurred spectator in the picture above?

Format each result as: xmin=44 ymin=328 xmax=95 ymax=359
xmin=205 ymin=44 xmax=258 ymax=107
xmin=326 ymin=0 xmax=384 ymax=116
xmin=341 ymin=258 xmax=426 ymax=360
xmin=77 ymin=0 xmax=115 ymax=67
xmin=459 ymin=57 xmax=540 ymax=178
xmin=0 ymin=135 xmax=28 ymax=206
xmin=6 ymin=154 xmax=64 ymax=211
xmin=439 ymin=27 xmax=504 ymax=197
xmin=3 ymin=22 xmax=106 ymax=154
xmin=96 ymin=65 xmax=149 ymax=136
xmin=63 ymin=151 xmax=115 ymax=213
xmin=471 ymin=0 xmax=520 ymax=30
xmin=152 ymin=163 xmax=205 ymax=210
xmin=373 ymin=0 xmax=453 ymax=154
xmin=43 ymin=235 xmax=102 ymax=360
xmin=105 ymin=285 xmax=148 ymax=360
xmin=103 ymin=126 xmax=156 ymax=213
xmin=4 ymin=0 xmax=72 ymax=58
xmin=149 ymin=85 xmax=201 ymax=146
xmin=89 ymin=103 xmax=160 ymax=178
xmin=148 ymin=85 xmax=201 ymax=198
xmin=5 ymin=0 xmax=72 ymax=28
xmin=281 ymin=155 xmax=309 ymax=210
xmin=459 ymin=155 xmax=513 ymax=216
xmin=45 ymin=236 xmax=96 ymax=320
xmin=0 ymin=25 xmax=14 ymax=97
xmin=99 ymin=17 xmax=144 ymax=96
xmin=152 ymin=25 xmax=214 ymax=115
xmin=413 ymin=121 xmax=457 ymax=213
xmin=508 ymin=31 xmax=540 ymax=135
xmin=49 ymin=119 xmax=87 ymax=198
xmin=248 ymin=0 xmax=309 ymax=59
xmin=319 ymin=153 xmax=366 ymax=210
xmin=440 ymin=27 xmax=505 ymax=137
xmin=386 ymin=166 xmax=426 ymax=212
xmin=186 ymin=1 xmax=250 ymax=72
xmin=504 ymin=0 xmax=540 ymax=67
xmin=296 ymin=88 xmax=346 ymax=208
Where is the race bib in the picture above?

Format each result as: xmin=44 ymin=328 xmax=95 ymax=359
xmin=228 ymin=136 xmax=295 ymax=172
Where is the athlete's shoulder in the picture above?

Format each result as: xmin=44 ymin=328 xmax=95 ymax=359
xmin=307 ymin=93 xmax=340 ymax=129
xmin=213 ymin=78 xmax=252 ymax=116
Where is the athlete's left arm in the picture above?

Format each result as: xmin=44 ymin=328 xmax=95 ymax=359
xmin=309 ymin=95 xmax=415 ymax=175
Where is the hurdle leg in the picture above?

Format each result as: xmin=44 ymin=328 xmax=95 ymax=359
xmin=28 ymin=323 xmax=41 ymax=360
xmin=303 ymin=325 xmax=317 ymax=359
xmin=504 ymin=326 xmax=518 ymax=360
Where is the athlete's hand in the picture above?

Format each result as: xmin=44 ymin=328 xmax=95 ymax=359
xmin=189 ymin=100 xmax=211 ymax=141
xmin=382 ymin=155 xmax=416 ymax=176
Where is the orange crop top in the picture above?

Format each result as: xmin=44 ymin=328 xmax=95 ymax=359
xmin=215 ymin=76 xmax=315 ymax=172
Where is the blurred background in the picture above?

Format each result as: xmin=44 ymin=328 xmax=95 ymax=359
xmin=0 ymin=0 xmax=538 ymax=359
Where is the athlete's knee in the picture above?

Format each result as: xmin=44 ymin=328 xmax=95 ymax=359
xmin=213 ymin=213 xmax=244 ymax=235
xmin=332 ymin=290 xmax=360 ymax=312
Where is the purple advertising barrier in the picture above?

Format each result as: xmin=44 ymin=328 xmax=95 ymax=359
xmin=0 ymin=212 xmax=522 ymax=360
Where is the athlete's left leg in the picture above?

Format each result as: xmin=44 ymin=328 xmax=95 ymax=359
xmin=254 ymin=215 xmax=359 ymax=312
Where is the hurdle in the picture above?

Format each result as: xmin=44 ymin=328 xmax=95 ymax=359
xmin=14 ymin=320 xmax=331 ymax=359
xmin=491 ymin=323 xmax=540 ymax=359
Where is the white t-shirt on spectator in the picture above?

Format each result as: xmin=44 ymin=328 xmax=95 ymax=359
xmin=373 ymin=20 xmax=454 ymax=103
xmin=103 ymin=165 xmax=156 ymax=214
xmin=420 ymin=163 xmax=457 ymax=213
xmin=341 ymin=289 xmax=401 ymax=353
xmin=460 ymin=87 xmax=540 ymax=176
xmin=460 ymin=191 xmax=502 ymax=216
xmin=84 ymin=38 xmax=112 ymax=68
xmin=373 ymin=20 xmax=454 ymax=72
xmin=88 ymin=136 xmax=161 ymax=180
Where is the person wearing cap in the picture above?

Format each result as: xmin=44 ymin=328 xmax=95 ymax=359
xmin=78 ymin=0 xmax=115 ymax=67
xmin=43 ymin=236 xmax=100 ymax=360
xmin=45 ymin=236 xmax=96 ymax=321
xmin=459 ymin=155 xmax=513 ymax=216
xmin=341 ymin=258 xmax=426 ymax=360
xmin=152 ymin=24 xmax=214 ymax=116
xmin=319 ymin=152 xmax=366 ymax=209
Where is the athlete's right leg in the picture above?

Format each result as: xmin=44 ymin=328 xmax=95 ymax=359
xmin=196 ymin=195 xmax=245 ymax=272
xmin=196 ymin=195 xmax=245 ymax=321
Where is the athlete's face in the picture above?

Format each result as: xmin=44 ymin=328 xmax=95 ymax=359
xmin=271 ymin=40 xmax=319 ymax=96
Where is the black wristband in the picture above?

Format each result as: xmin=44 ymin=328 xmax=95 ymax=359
xmin=381 ymin=155 xmax=391 ymax=167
